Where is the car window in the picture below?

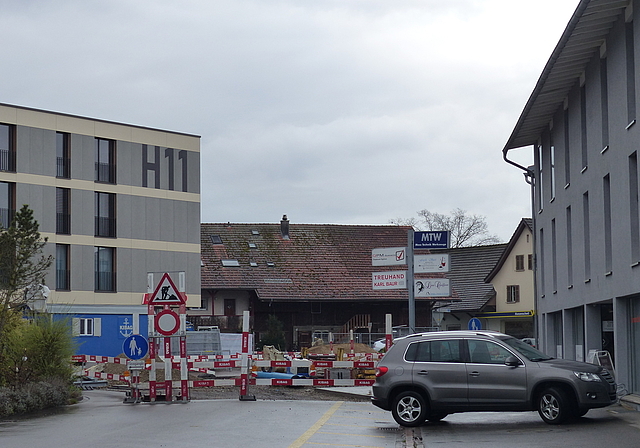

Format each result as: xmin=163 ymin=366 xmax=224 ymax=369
xmin=468 ymin=340 xmax=513 ymax=364
xmin=498 ymin=335 xmax=553 ymax=361
xmin=405 ymin=340 xmax=462 ymax=363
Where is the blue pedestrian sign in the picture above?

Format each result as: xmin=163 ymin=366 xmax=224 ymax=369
xmin=414 ymin=231 xmax=450 ymax=249
xmin=468 ymin=318 xmax=482 ymax=331
xmin=123 ymin=334 xmax=148 ymax=360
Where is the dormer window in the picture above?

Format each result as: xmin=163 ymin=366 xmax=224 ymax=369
xmin=251 ymin=229 xmax=260 ymax=235
xmin=267 ymin=261 xmax=275 ymax=267
xmin=250 ymin=261 xmax=258 ymax=267
xmin=221 ymin=259 xmax=240 ymax=267
xmin=248 ymin=242 xmax=257 ymax=249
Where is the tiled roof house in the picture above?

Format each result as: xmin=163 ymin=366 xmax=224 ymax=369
xmin=197 ymin=216 xmax=437 ymax=350
xmin=431 ymin=243 xmax=508 ymax=329
xmin=431 ymin=218 xmax=535 ymax=340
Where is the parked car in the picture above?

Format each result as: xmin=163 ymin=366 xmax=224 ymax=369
xmin=371 ymin=330 xmax=616 ymax=427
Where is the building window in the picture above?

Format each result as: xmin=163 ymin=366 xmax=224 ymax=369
xmin=600 ymin=55 xmax=609 ymax=150
xmin=580 ymin=84 xmax=588 ymax=171
xmin=630 ymin=152 xmax=640 ymax=261
xmin=507 ymin=285 xmax=520 ymax=303
xmin=528 ymin=254 xmax=533 ymax=270
xmin=515 ymin=255 xmax=525 ymax=271
xmin=95 ymin=192 xmax=116 ymax=237
xmin=563 ymin=106 xmax=571 ymax=187
xmin=56 ymin=132 xmax=70 ymax=178
xmin=95 ymin=246 xmax=115 ymax=292
xmin=550 ymin=140 xmax=556 ymax=200
xmin=79 ymin=318 xmax=94 ymax=335
xmin=626 ymin=17 xmax=636 ymax=127
xmin=56 ymin=244 xmax=70 ymax=290
xmin=210 ymin=235 xmax=222 ymax=244
xmin=566 ymin=206 xmax=573 ymax=287
xmin=583 ymin=191 xmax=591 ymax=280
xmin=56 ymin=188 xmax=70 ymax=235
xmin=604 ymin=174 xmax=612 ymax=273
xmin=537 ymin=144 xmax=544 ymax=211
xmin=552 ymin=219 xmax=558 ymax=292
xmin=0 ymin=124 xmax=15 ymax=172
xmin=95 ymin=138 xmax=116 ymax=183
xmin=0 ymin=181 xmax=14 ymax=229
xmin=539 ymin=228 xmax=545 ymax=293
xmin=74 ymin=317 xmax=101 ymax=336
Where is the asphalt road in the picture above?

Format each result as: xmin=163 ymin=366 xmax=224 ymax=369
xmin=1 ymin=390 xmax=639 ymax=448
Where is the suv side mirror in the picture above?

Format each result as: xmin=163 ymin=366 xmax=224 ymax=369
xmin=505 ymin=356 xmax=522 ymax=367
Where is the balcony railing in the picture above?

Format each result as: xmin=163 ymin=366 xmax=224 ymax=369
xmin=0 ymin=149 xmax=15 ymax=172
xmin=95 ymin=216 xmax=116 ymax=238
xmin=56 ymin=157 xmax=70 ymax=178
xmin=56 ymin=268 xmax=70 ymax=290
xmin=0 ymin=207 xmax=13 ymax=229
xmin=95 ymin=271 xmax=116 ymax=292
xmin=56 ymin=212 xmax=70 ymax=235
xmin=95 ymin=162 xmax=115 ymax=183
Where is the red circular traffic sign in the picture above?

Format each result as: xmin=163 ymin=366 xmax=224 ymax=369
xmin=154 ymin=309 xmax=180 ymax=336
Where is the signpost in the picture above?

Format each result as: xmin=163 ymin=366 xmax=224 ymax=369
xmin=123 ymin=334 xmax=148 ymax=403
xmin=146 ymin=272 xmax=189 ymax=403
xmin=468 ymin=317 xmax=482 ymax=331
xmin=123 ymin=334 xmax=148 ymax=360
xmin=372 ymin=229 xmax=450 ymax=334
xmin=414 ymin=254 xmax=449 ymax=273
xmin=372 ymin=247 xmax=407 ymax=266
xmin=414 ymin=278 xmax=450 ymax=297
xmin=372 ymin=271 xmax=407 ymax=290
xmin=413 ymin=231 xmax=450 ymax=249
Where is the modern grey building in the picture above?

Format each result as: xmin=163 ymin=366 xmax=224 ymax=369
xmin=0 ymin=103 xmax=201 ymax=355
xmin=503 ymin=0 xmax=639 ymax=395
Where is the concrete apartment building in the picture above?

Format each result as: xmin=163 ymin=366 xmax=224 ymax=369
xmin=503 ymin=0 xmax=639 ymax=394
xmin=0 ymin=103 xmax=201 ymax=356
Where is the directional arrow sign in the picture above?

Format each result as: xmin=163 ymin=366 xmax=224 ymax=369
xmin=148 ymin=273 xmax=185 ymax=305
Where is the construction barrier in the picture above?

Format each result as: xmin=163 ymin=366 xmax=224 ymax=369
xmin=73 ymin=312 xmax=394 ymax=401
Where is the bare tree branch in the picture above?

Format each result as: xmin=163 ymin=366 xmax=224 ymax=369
xmin=392 ymin=208 xmax=501 ymax=248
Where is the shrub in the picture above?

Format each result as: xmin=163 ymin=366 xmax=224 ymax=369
xmin=0 ymin=379 xmax=70 ymax=417
xmin=1 ymin=315 xmax=75 ymax=387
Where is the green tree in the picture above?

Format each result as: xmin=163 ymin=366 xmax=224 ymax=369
xmin=390 ymin=208 xmax=501 ymax=248
xmin=0 ymin=205 xmax=53 ymax=383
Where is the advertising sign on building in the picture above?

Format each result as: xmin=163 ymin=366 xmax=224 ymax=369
xmin=372 ymin=247 xmax=407 ymax=266
xmin=414 ymin=254 xmax=450 ymax=273
xmin=414 ymin=278 xmax=450 ymax=297
xmin=413 ymin=231 xmax=450 ymax=249
xmin=372 ymin=271 xmax=407 ymax=290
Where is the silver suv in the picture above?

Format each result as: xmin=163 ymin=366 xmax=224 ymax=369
xmin=371 ymin=330 xmax=616 ymax=427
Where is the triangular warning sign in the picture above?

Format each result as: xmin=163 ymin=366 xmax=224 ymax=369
xmin=148 ymin=273 xmax=185 ymax=305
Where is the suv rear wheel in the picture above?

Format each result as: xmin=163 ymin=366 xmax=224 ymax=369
xmin=392 ymin=391 xmax=427 ymax=427
xmin=537 ymin=387 xmax=573 ymax=424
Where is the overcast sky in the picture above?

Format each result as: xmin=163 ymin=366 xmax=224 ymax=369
xmin=0 ymin=0 xmax=579 ymax=241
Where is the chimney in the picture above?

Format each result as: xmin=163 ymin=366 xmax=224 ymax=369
xmin=280 ymin=214 xmax=290 ymax=240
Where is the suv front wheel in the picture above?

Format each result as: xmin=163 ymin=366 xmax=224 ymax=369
xmin=392 ymin=391 xmax=427 ymax=427
xmin=537 ymin=387 xmax=573 ymax=424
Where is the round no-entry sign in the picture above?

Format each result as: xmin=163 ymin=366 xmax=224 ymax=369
xmin=154 ymin=309 xmax=180 ymax=336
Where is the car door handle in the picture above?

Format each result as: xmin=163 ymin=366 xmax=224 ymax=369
xmin=469 ymin=371 xmax=480 ymax=377
xmin=417 ymin=370 xmax=429 ymax=375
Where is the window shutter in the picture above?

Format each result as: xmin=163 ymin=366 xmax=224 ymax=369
xmin=72 ymin=318 xmax=80 ymax=336
xmin=94 ymin=318 xmax=102 ymax=337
